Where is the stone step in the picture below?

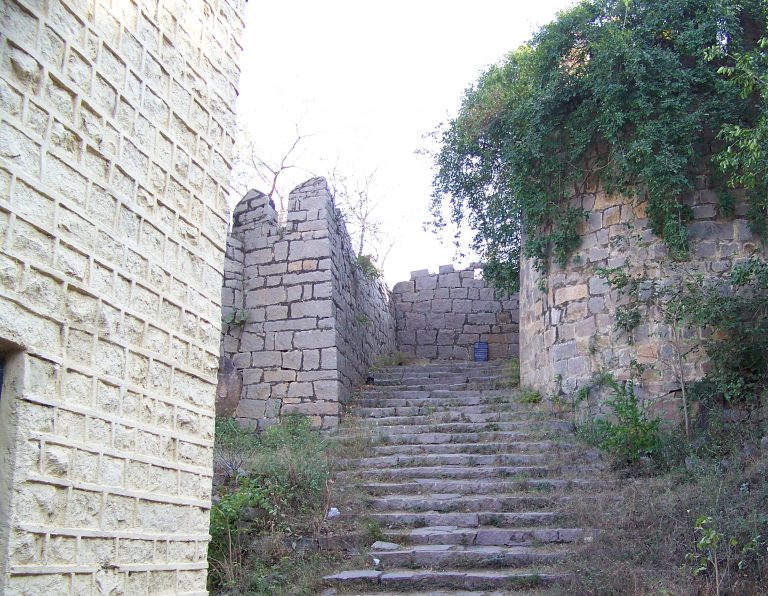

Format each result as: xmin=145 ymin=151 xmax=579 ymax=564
xmin=324 ymin=567 xmax=564 ymax=591
xmin=352 ymin=403 xmax=530 ymax=418
xmin=385 ymin=525 xmax=584 ymax=546
xmin=367 ymin=493 xmax=560 ymax=513
xmin=351 ymin=411 xmax=545 ymax=427
xmin=368 ymin=383 xmax=497 ymax=393
xmin=373 ymin=362 xmax=508 ymax=375
xmin=370 ymin=441 xmax=569 ymax=456
xmin=368 ymin=510 xmax=556 ymax=529
xmin=353 ymin=395 xmax=518 ymax=409
xmin=362 ymin=421 xmax=567 ymax=435
xmin=344 ymin=430 xmax=557 ymax=446
xmin=338 ymin=465 xmax=552 ymax=481
xmin=374 ymin=375 xmax=481 ymax=386
xmin=339 ymin=453 xmax=551 ymax=470
xmin=360 ymin=389 xmax=507 ymax=400
xmin=360 ymin=478 xmax=604 ymax=496
xmin=370 ymin=544 xmax=566 ymax=570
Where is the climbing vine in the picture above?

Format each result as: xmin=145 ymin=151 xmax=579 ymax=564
xmin=430 ymin=0 xmax=767 ymax=294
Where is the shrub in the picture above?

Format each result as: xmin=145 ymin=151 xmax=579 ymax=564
xmin=579 ymin=374 xmax=662 ymax=468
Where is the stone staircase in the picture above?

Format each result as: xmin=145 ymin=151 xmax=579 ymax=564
xmin=323 ymin=360 xmax=599 ymax=595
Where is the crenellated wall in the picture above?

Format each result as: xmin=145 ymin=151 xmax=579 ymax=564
xmin=520 ymin=182 xmax=767 ymax=414
xmin=218 ymin=179 xmax=396 ymax=429
xmin=0 ymin=0 xmax=246 ymax=592
xmin=392 ymin=265 xmax=519 ymax=361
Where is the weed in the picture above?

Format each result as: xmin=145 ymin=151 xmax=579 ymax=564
xmin=578 ymin=374 xmax=662 ymax=469
xmin=361 ymin=518 xmax=385 ymax=543
xmin=518 ymin=387 xmax=543 ymax=404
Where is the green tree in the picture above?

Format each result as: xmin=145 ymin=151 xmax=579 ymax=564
xmin=431 ymin=0 xmax=767 ymax=294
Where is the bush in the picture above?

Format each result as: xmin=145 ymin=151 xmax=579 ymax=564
xmin=578 ymin=374 xmax=663 ymax=468
xmin=669 ymin=257 xmax=768 ymax=408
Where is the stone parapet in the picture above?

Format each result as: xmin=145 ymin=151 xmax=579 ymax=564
xmin=218 ymin=179 xmax=396 ymax=429
xmin=392 ymin=265 xmax=519 ymax=360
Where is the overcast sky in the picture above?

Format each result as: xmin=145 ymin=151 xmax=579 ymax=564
xmin=234 ymin=0 xmax=576 ymax=285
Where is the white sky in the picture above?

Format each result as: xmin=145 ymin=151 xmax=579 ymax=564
xmin=233 ymin=0 xmax=576 ymax=285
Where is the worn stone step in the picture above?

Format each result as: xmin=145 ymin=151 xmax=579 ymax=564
xmin=339 ymin=464 xmax=551 ymax=481
xmin=352 ymin=403 xmax=529 ymax=418
xmin=373 ymin=362 xmax=508 ymax=376
xmin=367 ymin=493 xmax=560 ymax=513
xmin=362 ymin=421 xmax=566 ymax=435
xmin=360 ymin=478 xmax=602 ymax=496
xmin=340 ymin=453 xmax=551 ymax=470
xmin=370 ymin=441 xmax=569 ymax=456
xmin=385 ymin=525 xmax=584 ymax=546
xmin=359 ymin=430 xmax=556 ymax=446
xmin=353 ymin=395 xmax=519 ymax=409
xmin=370 ymin=544 xmax=566 ymax=570
xmin=360 ymin=388 xmax=512 ymax=399
xmin=369 ymin=510 xmax=556 ymax=528
xmin=370 ymin=383 xmax=497 ymax=393
xmin=375 ymin=375 xmax=480 ymax=386
xmin=351 ymin=411 xmax=545 ymax=427
xmin=324 ymin=567 xmax=564 ymax=591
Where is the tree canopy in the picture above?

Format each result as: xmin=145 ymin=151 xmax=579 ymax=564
xmin=431 ymin=0 xmax=768 ymax=294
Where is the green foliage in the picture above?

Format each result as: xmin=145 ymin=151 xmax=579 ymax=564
xmin=355 ymin=254 xmax=380 ymax=280
xmin=518 ymin=386 xmax=543 ymax=404
xmin=375 ymin=351 xmax=411 ymax=367
xmin=666 ymin=257 xmax=768 ymax=406
xmin=223 ymin=307 xmax=249 ymax=327
xmin=431 ymin=0 xmax=767 ymax=293
xmin=581 ymin=374 xmax=662 ymax=467
xmin=613 ymin=303 xmax=642 ymax=337
xmin=708 ymin=28 xmax=768 ymax=237
xmin=354 ymin=312 xmax=372 ymax=326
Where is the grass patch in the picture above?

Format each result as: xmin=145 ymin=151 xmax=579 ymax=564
xmin=553 ymin=404 xmax=768 ymax=595
xmin=208 ymin=415 xmax=367 ymax=594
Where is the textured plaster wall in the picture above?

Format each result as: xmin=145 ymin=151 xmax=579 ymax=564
xmin=218 ymin=179 xmax=396 ymax=430
xmin=392 ymin=265 xmax=519 ymax=361
xmin=520 ymin=181 xmax=767 ymax=414
xmin=0 ymin=0 xmax=245 ymax=592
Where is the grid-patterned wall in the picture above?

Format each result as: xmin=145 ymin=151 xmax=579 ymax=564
xmin=0 ymin=0 xmax=245 ymax=593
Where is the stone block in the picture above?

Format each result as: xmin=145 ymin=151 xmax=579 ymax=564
xmin=294 ymin=329 xmax=334 ymax=349
xmin=415 ymin=275 xmax=437 ymax=291
xmin=438 ymin=264 xmax=455 ymax=273
xmin=554 ymin=284 xmax=588 ymax=305
xmin=392 ymin=280 xmax=414 ymax=293
xmin=410 ymin=269 xmax=429 ymax=278
xmin=291 ymin=299 xmax=333 ymax=318
xmin=431 ymin=299 xmax=452 ymax=313
xmin=551 ymin=340 xmax=578 ymax=362
xmin=437 ymin=273 xmax=460 ymax=288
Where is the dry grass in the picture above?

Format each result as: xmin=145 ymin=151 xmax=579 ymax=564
xmin=550 ymin=425 xmax=768 ymax=595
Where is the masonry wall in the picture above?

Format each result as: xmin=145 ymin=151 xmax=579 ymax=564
xmin=392 ymin=265 xmax=519 ymax=361
xmin=0 ymin=0 xmax=245 ymax=593
xmin=218 ymin=179 xmax=396 ymax=430
xmin=520 ymin=182 xmax=767 ymax=413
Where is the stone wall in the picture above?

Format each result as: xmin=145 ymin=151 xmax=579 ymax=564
xmin=392 ymin=265 xmax=519 ymax=361
xmin=0 ymin=0 xmax=245 ymax=593
xmin=218 ymin=178 xmax=396 ymax=430
xmin=520 ymin=182 xmax=767 ymax=413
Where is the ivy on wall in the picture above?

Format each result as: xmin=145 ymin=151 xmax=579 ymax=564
xmin=430 ymin=0 xmax=767 ymax=294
